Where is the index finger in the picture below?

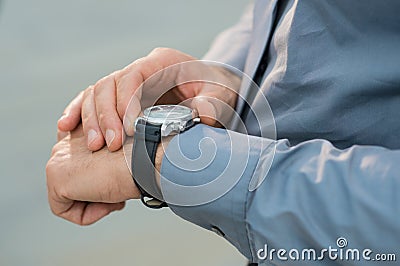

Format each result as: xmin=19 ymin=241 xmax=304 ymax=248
xmin=115 ymin=48 xmax=196 ymax=131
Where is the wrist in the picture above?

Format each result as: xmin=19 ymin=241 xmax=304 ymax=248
xmin=155 ymin=136 xmax=173 ymax=187
xmin=114 ymin=147 xmax=140 ymax=199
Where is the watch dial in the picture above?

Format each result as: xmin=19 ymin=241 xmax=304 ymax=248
xmin=144 ymin=105 xmax=192 ymax=124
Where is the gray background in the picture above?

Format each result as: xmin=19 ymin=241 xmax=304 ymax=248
xmin=0 ymin=1 xmax=248 ymax=265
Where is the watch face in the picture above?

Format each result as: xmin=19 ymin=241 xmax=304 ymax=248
xmin=144 ymin=105 xmax=192 ymax=124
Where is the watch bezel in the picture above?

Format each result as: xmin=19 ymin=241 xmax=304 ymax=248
xmin=135 ymin=105 xmax=199 ymax=136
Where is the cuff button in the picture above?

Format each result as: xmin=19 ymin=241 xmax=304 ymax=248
xmin=211 ymin=226 xmax=225 ymax=237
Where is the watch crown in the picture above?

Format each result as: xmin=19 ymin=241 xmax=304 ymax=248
xmin=161 ymin=122 xmax=174 ymax=136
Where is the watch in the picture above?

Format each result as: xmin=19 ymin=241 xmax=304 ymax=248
xmin=131 ymin=105 xmax=200 ymax=208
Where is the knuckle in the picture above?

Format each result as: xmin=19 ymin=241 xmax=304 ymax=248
xmin=46 ymin=162 xmax=58 ymax=198
xmin=151 ymin=47 xmax=172 ymax=54
xmin=82 ymin=85 xmax=94 ymax=99
xmin=47 ymin=195 xmax=59 ymax=216
xmin=46 ymin=153 xmax=63 ymax=182
xmin=97 ymin=112 xmax=114 ymax=128
xmin=93 ymin=76 xmax=112 ymax=95
xmin=45 ymin=159 xmax=56 ymax=180
xmin=56 ymin=184 xmax=70 ymax=203
xmin=81 ymin=118 xmax=91 ymax=131
xmin=93 ymin=81 xmax=103 ymax=96
xmin=49 ymin=142 xmax=60 ymax=157
xmin=113 ymin=69 xmax=124 ymax=82
xmin=115 ymin=72 xmax=129 ymax=90
xmin=81 ymin=112 xmax=96 ymax=128
xmin=81 ymin=111 xmax=90 ymax=125
xmin=49 ymin=204 xmax=58 ymax=216
xmin=50 ymin=146 xmax=57 ymax=157
xmin=74 ymin=90 xmax=85 ymax=105
xmin=84 ymin=85 xmax=93 ymax=94
xmin=122 ymin=57 xmax=146 ymax=74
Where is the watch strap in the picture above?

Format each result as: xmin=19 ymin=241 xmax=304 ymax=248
xmin=132 ymin=122 xmax=167 ymax=208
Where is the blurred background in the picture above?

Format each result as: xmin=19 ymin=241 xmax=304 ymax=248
xmin=0 ymin=0 xmax=249 ymax=265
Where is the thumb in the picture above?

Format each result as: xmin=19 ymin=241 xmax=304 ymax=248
xmin=57 ymin=91 xmax=84 ymax=132
xmin=57 ymin=129 xmax=69 ymax=142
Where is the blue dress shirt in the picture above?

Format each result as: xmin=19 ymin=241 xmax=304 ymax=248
xmin=160 ymin=1 xmax=400 ymax=264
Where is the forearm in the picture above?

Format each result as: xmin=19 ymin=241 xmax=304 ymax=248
xmin=157 ymin=124 xmax=400 ymax=263
xmin=157 ymin=124 xmax=272 ymax=259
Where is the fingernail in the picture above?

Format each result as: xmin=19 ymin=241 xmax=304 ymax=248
xmin=125 ymin=116 xmax=134 ymax=131
xmin=88 ymin=129 xmax=98 ymax=146
xmin=105 ymin=129 xmax=115 ymax=147
xmin=126 ymin=116 xmax=133 ymax=128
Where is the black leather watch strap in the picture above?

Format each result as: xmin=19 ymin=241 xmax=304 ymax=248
xmin=132 ymin=122 xmax=167 ymax=208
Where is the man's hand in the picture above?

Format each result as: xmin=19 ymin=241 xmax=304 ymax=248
xmin=46 ymin=125 xmax=139 ymax=225
xmin=57 ymin=47 xmax=240 ymax=152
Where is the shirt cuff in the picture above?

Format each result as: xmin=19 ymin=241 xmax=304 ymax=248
xmin=159 ymin=124 xmax=269 ymax=260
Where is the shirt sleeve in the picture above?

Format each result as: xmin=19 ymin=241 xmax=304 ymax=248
xmin=201 ymin=2 xmax=254 ymax=72
xmin=160 ymin=124 xmax=400 ymax=264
